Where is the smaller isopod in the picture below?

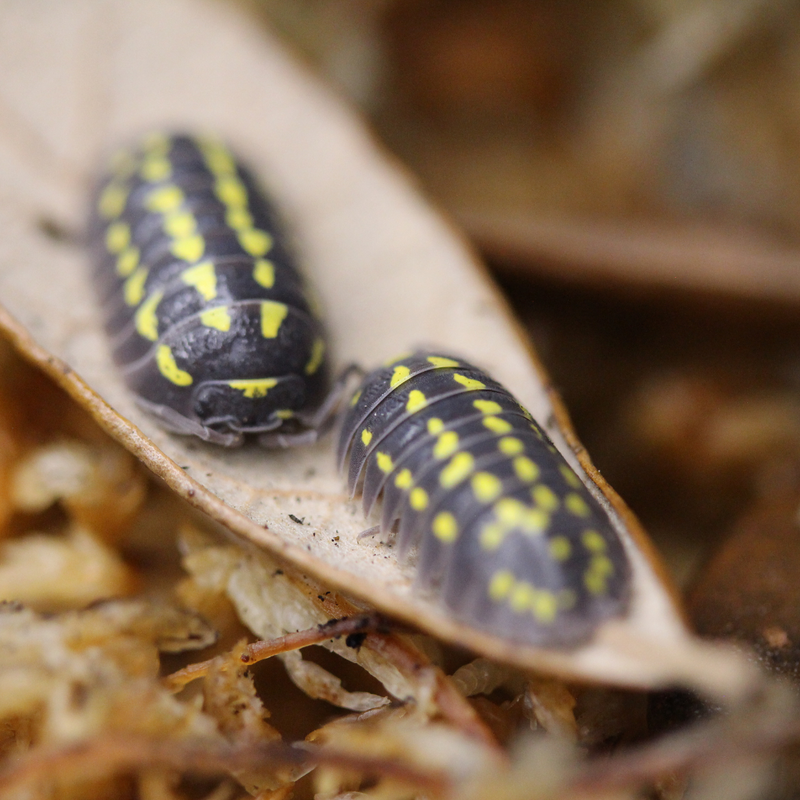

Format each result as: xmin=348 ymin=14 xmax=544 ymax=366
xmin=338 ymin=351 xmax=631 ymax=647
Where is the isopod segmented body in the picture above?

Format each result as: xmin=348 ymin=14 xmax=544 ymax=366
xmin=88 ymin=132 xmax=327 ymax=446
xmin=338 ymin=352 xmax=631 ymax=647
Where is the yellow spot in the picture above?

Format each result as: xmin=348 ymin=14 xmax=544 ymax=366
xmin=433 ymin=431 xmax=459 ymax=460
xmin=582 ymin=529 xmax=607 ymax=553
xmin=201 ymin=142 xmax=237 ymax=175
xmin=145 ymin=184 xmax=184 ymax=213
xmin=200 ymin=306 xmax=231 ymax=331
xmin=349 ymin=390 xmax=362 ymax=407
xmin=521 ymin=406 xmax=533 ymax=421
xmin=390 ymin=365 xmax=410 ymax=389
xmin=260 ymin=301 xmax=289 ymax=338
xmin=406 ymin=390 xmax=427 ymax=414
xmin=226 ymin=206 xmax=253 ymax=230
xmin=513 ymin=456 xmax=539 ymax=483
xmin=483 ymin=415 xmax=512 ymax=434
xmin=440 ymin=452 xmax=474 ymax=488
xmin=164 ymin=210 xmax=197 ymax=238
xmin=105 ymin=221 xmax=130 ymax=254
xmin=140 ymin=156 xmax=171 ymax=182
xmin=394 ymin=469 xmax=413 ymax=489
xmin=510 ymin=582 xmax=535 ymax=613
xmin=495 ymin=498 xmax=525 ymax=526
xmin=115 ymin=246 xmax=139 ymax=278
xmin=239 ymin=228 xmax=273 ymax=257
xmin=523 ymin=508 xmax=549 ymax=533
xmin=453 ymin=373 xmax=486 ymax=391
xmin=592 ymin=554 xmax=614 ymax=576
xmin=584 ymin=556 xmax=614 ymax=595
xmin=171 ymin=234 xmax=205 ymax=263
xmin=361 ymin=429 xmax=372 ymax=446
xmin=432 ymin=511 xmax=458 ymax=542
xmin=584 ymin=573 xmax=605 ymax=595
xmin=584 ymin=554 xmax=614 ymax=595
xmin=376 ymin=452 xmax=394 ymax=474
xmin=499 ymin=436 xmax=524 ymax=456
xmin=480 ymin=522 xmax=505 ymax=550
xmin=156 ymin=345 xmax=192 ymax=386
xmin=253 ymin=259 xmax=275 ymax=288
xmin=474 ymin=399 xmax=502 ymax=414
xmin=181 ymin=261 xmax=217 ymax=301
xmin=134 ymin=290 xmax=163 ymax=341
xmin=216 ymin=175 xmax=247 ymax=207
xmin=123 ymin=267 xmax=148 ymax=306
xmin=427 ymin=356 xmax=459 ymax=368
xmin=410 ymin=487 xmax=428 ymax=510
xmin=228 ymin=378 xmax=278 ymax=398
xmin=549 ymin=537 xmax=571 ymax=561
xmin=98 ymin=183 xmax=127 ymax=219
xmin=427 ymin=417 xmax=445 ymax=435
xmin=493 ymin=498 xmax=547 ymax=533
xmin=276 ymin=409 xmax=294 ymax=419
xmin=472 ymin=472 xmax=502 ymax=503
xmin=559 ymin=464 xmax=582 ymax=489
xmin=532 ymin=484 xmax=559 ymax=512
xmin=488 ymin=570 xmax=515 ymax=601
xmin=305 ymin=338 xmax=325 ymax=375
xmin=565 ymin=493 xmax=591 ymax=518
xmin=532 ymin=591 xmax=557 ymax=623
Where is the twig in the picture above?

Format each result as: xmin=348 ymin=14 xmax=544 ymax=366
xmin=165 ymin=615 xmax=383 ymax=691
xmin=365 ymin=631 xmax=501 ymax=752
xmin=0 ymin=734 xmax=449 ymax=796
xmin=461 ymin=209 xmax=800 ymax=308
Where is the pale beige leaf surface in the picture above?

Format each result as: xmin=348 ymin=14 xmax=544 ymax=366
xmin=0 ymin=0 xmax=752 ymax=692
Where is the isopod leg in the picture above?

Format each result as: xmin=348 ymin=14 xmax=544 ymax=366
xmin=260 ymin=363 xmax=363 ymax=448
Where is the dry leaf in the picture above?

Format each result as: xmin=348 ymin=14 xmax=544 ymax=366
xmin=0 ymin=0 xmax=755 ymax=696
xmin=0 ymin=525 xmax=137 ymax=609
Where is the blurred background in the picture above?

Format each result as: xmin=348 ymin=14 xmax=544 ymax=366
xmin=247 ymin=0 xmax=800 ymax=670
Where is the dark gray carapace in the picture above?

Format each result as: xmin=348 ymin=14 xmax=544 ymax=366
xmin=88 ymin=132 xmax=328 ymax=446
xmin=338 ymin=352 xmax=631 ymax=647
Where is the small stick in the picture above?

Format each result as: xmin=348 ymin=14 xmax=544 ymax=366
xmin=0 ymin=733 xmax=449 ymax=797
xmin=279 ymin=577 xmax=503 ymax=753
xmin=164 ymin=615 xmax=382 ymax=692
xmin=365 ymin=632 xmax=502 ymax=753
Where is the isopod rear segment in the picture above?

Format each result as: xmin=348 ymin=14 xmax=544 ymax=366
xmin=337 ymin=352 xmax=631 ymax=647
xmin=88 ymin=132 xmax=328 ymax=447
